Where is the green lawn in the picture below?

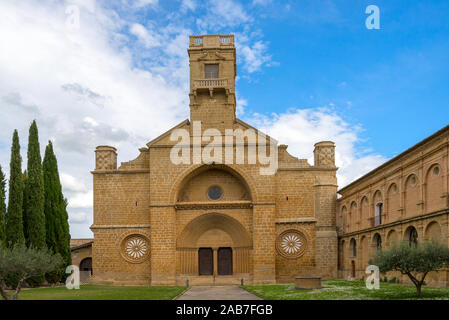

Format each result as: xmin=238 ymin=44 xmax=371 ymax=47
xmin=15 ymin=285 xmax=187 ymax=300
xmin=243 ymin=280 xmax=449 ymax=300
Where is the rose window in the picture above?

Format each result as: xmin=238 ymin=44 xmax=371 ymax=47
xmin=207 ymin=186 xmax=223 ymax=201
xmin=121 ymin=235 xmax=149 ymax=263
xmin=281 ymin=234 xmax=303 ymax=254
xmin=276 ymin=230 xmax=307 ymax=258
xmin=126 ymin=238 xmax=147 ymax=259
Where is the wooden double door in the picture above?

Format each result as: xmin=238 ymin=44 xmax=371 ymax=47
xmin=198 ymin=247 xmax=232 ymax=275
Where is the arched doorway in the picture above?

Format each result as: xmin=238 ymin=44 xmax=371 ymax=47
xmin=80 ymin=257 xmax=92 ymax=274
xmin=404 ymin=226 xmax=418 ymax=247
xmin=79 ymin=257 xmax=92 ymax=283
xmin=174 ymin=165 xmax=253 ymax=282
xmin=351 ymin=261 xmax=356 ymax=278
xmin=177 ymin=213 xmax=252 ymax=277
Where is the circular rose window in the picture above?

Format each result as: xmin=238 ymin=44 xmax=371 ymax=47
xmin=207 ymin=186 xmax=223 ymax=200
xmin=276 ymin=230 xmax=307 ymax=258
xmin=120 ymin=235 xmax=150 ymax=263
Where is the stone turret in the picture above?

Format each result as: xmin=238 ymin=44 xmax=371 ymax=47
xmin=95 ymin=146 xmax=117 ymax=171
xmin=313 ymin=141 xmax=338 ymax=278
xmin=314 ymin=141 xmax=336 ymax=168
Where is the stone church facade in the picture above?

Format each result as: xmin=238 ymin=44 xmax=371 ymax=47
xmin=89 ymin=35 xmax=338 ymax=286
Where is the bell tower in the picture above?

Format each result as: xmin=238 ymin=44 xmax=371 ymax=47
xmin=188 ymin=35 xmax=236 ymax=131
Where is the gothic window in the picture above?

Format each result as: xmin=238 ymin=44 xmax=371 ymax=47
xmin=205 ymin=64 xmax=219 ymax=79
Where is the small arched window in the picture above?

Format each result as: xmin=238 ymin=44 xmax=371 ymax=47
xmin=350 ymin=238 xmax=357 ymax=257
xmin=340 ymin=206 xmax=347 ymax=232
xmin=375 ymin=202 xmax=383 ymax=226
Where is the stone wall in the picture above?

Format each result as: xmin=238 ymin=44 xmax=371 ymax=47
xmin=337 ymin=125 xmax=449 ymax=287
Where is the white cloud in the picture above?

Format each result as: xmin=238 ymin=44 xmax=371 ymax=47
xmin=196 ymin=0 xmax=251 ymax=31
xmin=69 ymin=211 xmax=88 ymax=224
xmin=236 ymin=97 xmax=247 ymax=116
xmin=133 ymin=0 xmax=158 ymax=8
xmin=61 ymin=173 xmax=88 ymax=193
xmin=239 ymin=40 xmax=272 ymax=73
xmin=69 ymin=0 xmax=96 ymax=13
xmin=245 ymin=107 xmax=388 ymax=188
xmin=67 ymin=190 xmax=93 ymax=209
xmin=130 ymin=23 xmax=161 ymax=48
xmin=181 ymin=0 xmax=196 ymax=11
xmin=252 ymin=0 xmax=272 ymax=5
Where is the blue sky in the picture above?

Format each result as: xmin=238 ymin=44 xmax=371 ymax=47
xmin=110 ymin=0 xmax=449 ymax=157
xmin=0 ymin=0 xmax=448 ymax=237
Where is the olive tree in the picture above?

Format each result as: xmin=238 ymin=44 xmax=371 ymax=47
xmin=370 ymin=239 xmax=449 ymax=298
xmin=0 ymin=244 xmax=64 ymax=300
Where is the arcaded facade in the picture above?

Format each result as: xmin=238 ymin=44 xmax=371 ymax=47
xmin=337 ymin=125 xmax=449 ymax=287
xmin=89 ymin=35 xmax=338 ymax=286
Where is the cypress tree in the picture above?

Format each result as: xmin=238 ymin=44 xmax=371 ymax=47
xmin=23 ymin=121 xmax=46 ymax=249
xmin=0 ymin=165 xmax=6 ymax=247
xmin=43 ymin=141 xmax=71 ymax=267
xmin=22 ymin=170 xmax=27 ymax=243
xmin=5 ymin=130 xmax=25 ymax=246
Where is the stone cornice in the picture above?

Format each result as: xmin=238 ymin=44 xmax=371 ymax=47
xmin=150 ymin=201 xmax=276 ymax=208
xmin=253 ymin=202 xmax=276 ymax=206
xmin=149 ymin=204 xmax=173 ymax=208
xmin=91 ymin=169 xmax=150 ymax=175
xmin=175 ymin=201 xmax=252 ymax=210
xmin=278 ymin=167 xmax=337 ymax=172
xmin=90 ymin=224 xmax=150 ymax=230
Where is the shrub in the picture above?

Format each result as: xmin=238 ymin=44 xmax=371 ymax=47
xmin=0 ymin=244 xmax=63 ymax=300
xmin=370 ymin=240 xmax=449 ymax=297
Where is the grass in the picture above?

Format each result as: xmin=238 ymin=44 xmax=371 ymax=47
xmin=10 ymin=280 xmax=449 ymax=300
xmin=14 ymin=284 xmax=187 ymax=300
xmin=242 ymin=280 xmax=449 ymax=300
